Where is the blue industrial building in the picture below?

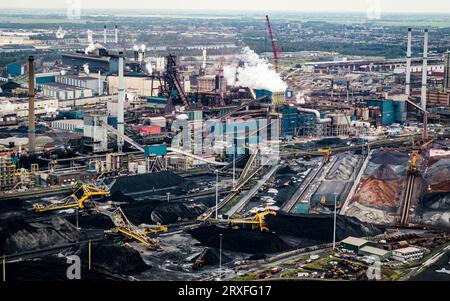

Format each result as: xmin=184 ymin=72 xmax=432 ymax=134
xmin=367 ymin=99 xmax=406 ymax=125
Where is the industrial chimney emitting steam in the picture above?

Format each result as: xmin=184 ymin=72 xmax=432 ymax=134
xmin=405 ymin=28 xmax=412 ymax=96
xmin=114 ymin=25 xmax=118 ymax=44
xmin=117 ymin=52 xmax=125 ymax=152
xmin=421 ymin=29 xmax=428 ymax=111
xmin=28 ymin=56 xmax=36 ymax=154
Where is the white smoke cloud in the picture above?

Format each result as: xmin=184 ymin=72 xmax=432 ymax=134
xmin=140 ymin=44 xmax=146 ymax=52
xmin=83 ymin=63 xmax=90 ymax=75
xmin=224 ymin=47 xmax=287 ymax=93
xmin=85 ymin=30 xmax=95 ymax=54
xmin=133 ymin=45 xmax=139 ymax=51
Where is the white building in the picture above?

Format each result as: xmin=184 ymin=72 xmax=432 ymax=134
xmin=1 ymin=97 xmax=58 ymax=118
xmin=51 ymin=119 xmax=83 ymax=132
xmin=40 ymin=82 xmax=93 ymax=100
xmin=392 ymin=247 xmax=424 ymax=262
xmin=55 ymin=75 xmax=102 ymax=95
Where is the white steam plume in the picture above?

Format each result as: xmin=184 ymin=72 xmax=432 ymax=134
xmin=85 ymin=30 xmax=95 ymax=54
xmin=133 ymin=45 xmax=139 ymax=51
xmin=146 ymin=62 xmax=153 ymax=74
xmin=224 ymin=47 xmax=287 ymax=93
xmin=83 ymin=63 xmax=90 ymax=75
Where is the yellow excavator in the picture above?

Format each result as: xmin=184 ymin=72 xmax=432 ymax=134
xmin=210 ymin=210 xmax=277 ymax=232
xmin=33 ymin=184 xmax=110 ymax=212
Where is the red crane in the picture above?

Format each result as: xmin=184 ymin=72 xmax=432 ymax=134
xmin=265 ymin=15 xmax=279 ymax=73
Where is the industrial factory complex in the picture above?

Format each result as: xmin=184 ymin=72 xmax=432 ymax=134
xmin=0 ymin=4 xmax=449 ymax=287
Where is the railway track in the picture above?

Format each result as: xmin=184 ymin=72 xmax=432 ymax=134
xmin=400 ymin=174 xmax=416 ymax=226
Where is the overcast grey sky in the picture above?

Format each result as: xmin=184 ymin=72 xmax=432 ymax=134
xmin=0 ymin=0 xmax=449 ymax=13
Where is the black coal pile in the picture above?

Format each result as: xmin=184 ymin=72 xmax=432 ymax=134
xmin=265 ymin=212 xmax=382 ymax=242
xmin=194 ymin=248 xmax=232 ymax=266
xmin=0 ymin=198 xmax=32 ymax=224
xmin=421 ymin=193 xmax=450 ymax=211
xmin=0 ymin=217 xmax=80 ymax=255
xmin=371 ymin=151 xmax=409 ymax=166
xmin=411 ymin=251 xmax=450 ymax=281
xmin=76 ymin=241 xmax=149 ymax=275
xmin=151 ymin=198 xmax=215 ymax=224
xmin=109 ymin=171 xmax=192 ymax=195
xmin=6 ymin=255 xmax=118 ymax=281
xmin=189 ymin=225 xmax=290 ymax=254
xmin=66 ymin=212 xmax=115 ymax=230
xmin=122 ymin=202 xmax=161 ymax=225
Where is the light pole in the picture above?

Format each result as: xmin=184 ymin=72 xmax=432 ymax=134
xmin=219 ymin=234 xmax=223 ymax=272
xmin=215 ymin=169 xmax=219 ymax=219
xmin=232 ymin=150 xmax=236 ymax=190
xmin=333 ymin=193 xmax=337 ymax=250
xmin=76 ymin=207 xmax=79 ymax=229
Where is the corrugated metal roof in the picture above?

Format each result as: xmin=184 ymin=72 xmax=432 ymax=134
xmin=341 ymin=236 xmax=369 ymax=247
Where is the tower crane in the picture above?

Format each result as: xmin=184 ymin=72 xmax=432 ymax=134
xmin=265 ymin=15 xmax=280 ymax=73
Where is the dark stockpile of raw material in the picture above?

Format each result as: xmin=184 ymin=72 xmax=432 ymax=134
xmin=109 ymin=171 xmax=192 ymax=195
xmin=6 ymin=255 xmax=119 ymax=281
xmin=411 ymin=251 xmax=450 ymax=281
xmin=194 ymin=248 xmax=232 ymax=266
xmin=189 ymin=225 xmax=290 ymax=254
xmin=371 ymin=151 xmax=409 ymax=165
xmin=265 ymin=212 xmax=382 ymax=242
xmin=151 ymin=197 xmax=215 ymax=224
xmin=66 ymin=212 xmax=115 ymax=230
xmin=121 ymin=202 xmax=161 ymax=225
xmin=0 ymin=217 xmax=80 ymax=255
xmin=372 ymin=164 xmax=400 ymax=180
xmin=0 ymin=198 xmax=32 ymax=224
xmin=76 ymin=241 xmax=149 ymax=275
xmin=422 ymin=193 xmax=450 ymax=211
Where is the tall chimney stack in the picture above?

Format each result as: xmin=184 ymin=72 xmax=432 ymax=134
xmin=103 ymin=25 xmax=107 ymax=44
xmin=117 ymin=52 xmax=125 ymax=152
xmin=28 ymin=56 xmax=36 ymax=154
xmin=114 ymin=25 xmax=118 ymax=44
xmin=421 ymin=29 xmax=428 ymax=111
xmin=405 ymin=28 xmax=412 ymax=96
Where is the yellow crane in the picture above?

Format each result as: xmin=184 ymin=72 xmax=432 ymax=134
xmin=33 ymin=184 xmax=110 ymax=212
xmin=210 ymin=210 xmax=277 ymax=232
xmin=409 ymin=151 xmax=420 ymax=176
xmin=106 ymin=207 xmax=166 ymax=250
xmin=317 ymin=148 xmax=332 ymax=164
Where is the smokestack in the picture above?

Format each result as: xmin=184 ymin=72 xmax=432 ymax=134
xmin=114 ymin=25 xmax=118 ymax=44
xmin=28 ymin=56 xmax=36 ymax=154
xmin=117 ymin=52 xmax=125 ymax=152
xmin=103 ymin=25 xmax=107 ymax=44
xmin=98 ymin=70 xmax=102 ymax=96
xmin=421 ymin=29 xmax=428 ymax=111
xmin=406 ymin=28 xmax=412 ymax=96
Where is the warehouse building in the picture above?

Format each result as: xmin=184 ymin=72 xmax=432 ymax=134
xmin=40 ymin=82 xmax=93 ymax=100
xmin=359 ymin=246 xmax=391 ymax=261
xmin=340 ymin=237 xmax=376 ymax=253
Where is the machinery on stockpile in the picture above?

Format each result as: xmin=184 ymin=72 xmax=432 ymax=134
xmin=209 ymin=210 xmax=277 ymax=232
xmin=102 ymin=207 xmax=168 ymax=250
xmin=33 ymin=184 xmax=110 ymax=212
